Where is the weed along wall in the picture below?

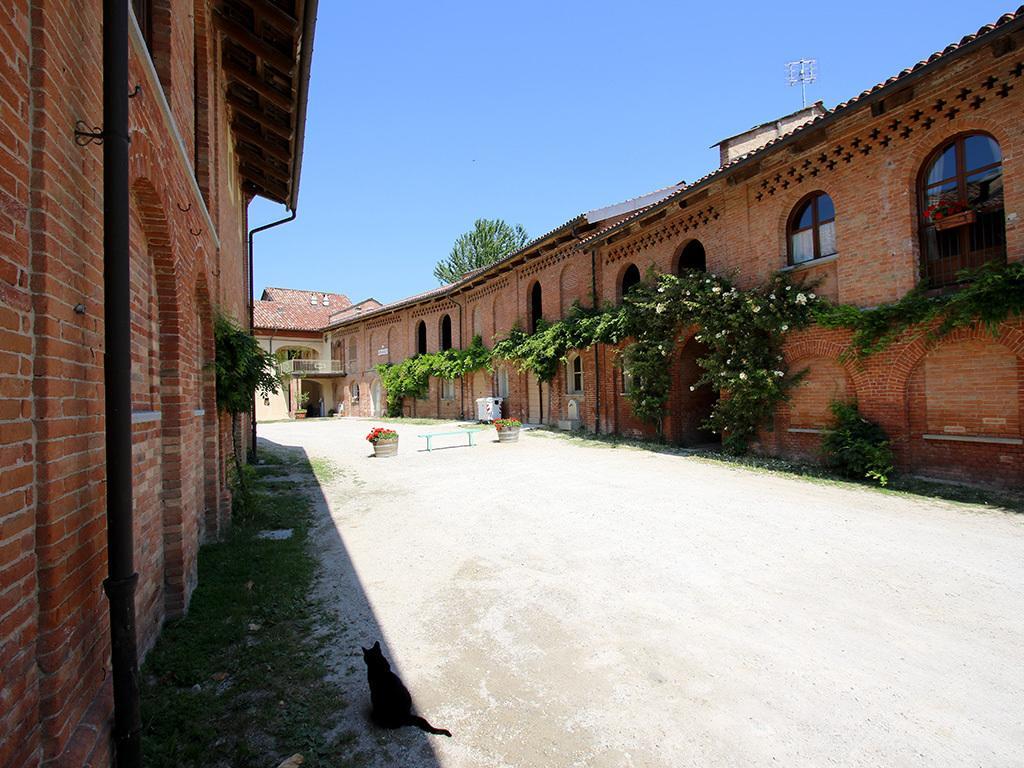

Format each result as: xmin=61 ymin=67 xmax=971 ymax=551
xmin=0 ymin=4 xmax=316 ymax=768
xmin=318 ymin=13 xmax=1024 ymax=489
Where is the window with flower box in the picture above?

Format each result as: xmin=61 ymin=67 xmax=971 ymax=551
xmin=919 ymin=132 xmax=1005 ymax=287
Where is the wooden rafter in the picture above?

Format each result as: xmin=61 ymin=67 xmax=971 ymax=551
xmin=216 ymin=0 xmax=312 ymax=207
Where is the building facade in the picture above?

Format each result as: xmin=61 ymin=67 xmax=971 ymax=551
xmin=0 ymin=2 xmax=316 ymax=766
xmin=309 ymin=9 xmax=1023 ymax=488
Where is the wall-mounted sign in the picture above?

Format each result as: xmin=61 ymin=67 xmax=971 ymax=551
xmin=377 ymin=346 xmax=389 ymax=357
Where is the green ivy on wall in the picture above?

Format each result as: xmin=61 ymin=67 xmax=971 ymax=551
xmin=376 ymin=335 xmax=492 ymax=416
xmin=371 ymin=260 xmax=1022 ymax=454
xmin=813 ymin=261 xmax=1024 ymax=357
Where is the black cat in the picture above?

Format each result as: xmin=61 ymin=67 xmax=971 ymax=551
xmin=361 ymin=641 xmax=452 ymax=737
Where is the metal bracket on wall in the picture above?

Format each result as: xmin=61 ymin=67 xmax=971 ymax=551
xmin=128 ymin=84 xmax=141 ymax=99
xmin=74 ymin=120 xmax=104 ymax=146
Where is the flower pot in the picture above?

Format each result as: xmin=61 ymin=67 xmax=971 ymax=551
xmin=496 ymin=427 xmax=520 ymax=443
xmin=293 ymin=411 xmax=307 ymax=420
xmin=931 ymin=209 xmax=976 ymax=231
xmin=373 ymin=439 xmax=398 ymax=458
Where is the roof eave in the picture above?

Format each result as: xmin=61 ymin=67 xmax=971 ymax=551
xmin=584 ymin=11 xmax=1024 ymax=249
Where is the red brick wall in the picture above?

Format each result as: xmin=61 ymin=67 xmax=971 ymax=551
xmin=0 ymin=2 xmax=247 ymax=766
xmin=327 ymin=37 xmax=1023 ymax=488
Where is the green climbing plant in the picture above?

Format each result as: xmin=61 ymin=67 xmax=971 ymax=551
xmin=813 ymin=261 xmax=1024 ymax=357
xmin=376 ymin=335 xmax=492 ymax=416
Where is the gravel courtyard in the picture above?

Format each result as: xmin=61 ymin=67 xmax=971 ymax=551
xmin=259 ymin=418 xmax=1024 ymax=768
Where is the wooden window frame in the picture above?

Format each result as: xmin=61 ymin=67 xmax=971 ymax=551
xmin=917 ymin=132 xmax=1006 ymax=287
xmin=787 ymin=192 xmax=836 ymax=265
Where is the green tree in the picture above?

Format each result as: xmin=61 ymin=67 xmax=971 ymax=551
xmin=434 ymin=218 xmax=529 ymax=284
xmin=213 ymin=313 xmax=280 ymax=488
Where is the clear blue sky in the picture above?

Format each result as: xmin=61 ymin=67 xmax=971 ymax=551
xmin=250 ymin=0 xmax=1013 ymax=305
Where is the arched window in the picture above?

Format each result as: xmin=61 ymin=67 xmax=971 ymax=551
xmin=919 ymin=132 xmax=1005 ymax=287
xmin=496 ymin=366 xmax=509 ymax=398
xmin=440 ymin=314 xmax=453 ymax=350
xmin=788 ymin=192 xmax=836 ymax=265
xmin=416 ymin=320 xmax=427 ymax=355
xmin=620 ymin=264 xmax=641 ymax=299
xmin=530 ymin=282 xmax=543 ymax=333
xmin=676 ymin=240 xmax=706 ymax=274
xmin=351 ymin=382 xmax=360 ymax=403
xmin=472 ymin=306 xmax=482 ymax=338
xmin=567 ymin=354 xmax=583 ymax=394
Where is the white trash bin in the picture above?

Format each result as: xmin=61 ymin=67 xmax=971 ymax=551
xmin=475 ymin=397 xmax=503 ymax=422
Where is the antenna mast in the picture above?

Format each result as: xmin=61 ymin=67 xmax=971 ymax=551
xmin=785 ymin=58 xmax=817 ymax=108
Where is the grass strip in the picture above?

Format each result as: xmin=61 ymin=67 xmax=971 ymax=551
xmin=140 ymin=450 xmax=358 ymax=767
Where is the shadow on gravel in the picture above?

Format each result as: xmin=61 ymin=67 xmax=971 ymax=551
xmin=257 ymin=437 xmax=445 ymax=768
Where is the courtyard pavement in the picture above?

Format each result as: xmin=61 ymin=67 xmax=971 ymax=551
xmin=258 ymin=417 xmax=1024 ymax=768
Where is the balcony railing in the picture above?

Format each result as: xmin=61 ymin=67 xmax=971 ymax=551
xmin=277 ymin=359 xmax=346 ymax=376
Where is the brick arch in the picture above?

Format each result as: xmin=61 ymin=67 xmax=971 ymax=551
xmin=892 ymin=117 xmax=1011 ymax=264
xmin=883 ymin=320 xmax=1024 ymax=395
xmin=193 ymin=274 xmax=222 ymax=540
xmin=902 ymin=327 xmax=1024 ymax=486
xmin=558 ymin=262 xmax=577 ymax=315
xmin=131 ymin=176 xmax=195 ymax=618
xmin=617 ymin=261 xmax=642 ymax=301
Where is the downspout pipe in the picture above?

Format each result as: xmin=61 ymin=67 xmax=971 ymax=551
xmin=247 ymin=209 xmax=296 ymax=457
xmin=101 ymin=1 xmax=142 ymax=766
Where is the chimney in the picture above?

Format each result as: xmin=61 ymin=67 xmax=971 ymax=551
xmin=713 ymin=102 xmax=828 ymax=167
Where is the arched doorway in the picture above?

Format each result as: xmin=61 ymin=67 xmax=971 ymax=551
xmin=675 ymin=339 xmax=718 ymax=445
xmin=299 ymin=379 xmax=324 ymax=417
xmin=371 ymin=379 xmax=384 ymax=417
xmin=676 ymin=240 xmax=706 ymax=274
xmin=621 ymin=263 xmax=641 ymax=299
xmin=529 ymin=281 xmax=543 ymax=332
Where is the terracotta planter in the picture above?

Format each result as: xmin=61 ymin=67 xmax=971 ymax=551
xmin=293 ymin=411 xmax=307 ymax=420
xmin=373 ymin=438 xmax=398 ymax=458
xmin=496 ymin=427 xmax=520 ymax=443
xmin=931 ymin=209 xmax=976 ymax=231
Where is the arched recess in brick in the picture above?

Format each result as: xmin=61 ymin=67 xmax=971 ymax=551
xmin=673 ymin=239 xmax=706 ymax=275
xmin=784 ymin=357 xmax=852 ymax=429
xmin=903 ymin=330 xmax=1023 ymax=485
xmin=131 ymin=177 xmax=195 ymax=620
xmin=194 ymin=274 xmax=221 ymax=540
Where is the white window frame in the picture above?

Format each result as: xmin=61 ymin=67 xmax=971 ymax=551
xmin=567 ymin=354 xmax=583 ymax=394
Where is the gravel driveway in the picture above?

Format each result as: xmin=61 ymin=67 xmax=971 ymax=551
xmin=258 ymin=418 xmax=1024 ymax=768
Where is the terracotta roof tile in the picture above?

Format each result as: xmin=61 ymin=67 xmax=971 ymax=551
xmin=254 ymin=287 xmax=352 ymax=332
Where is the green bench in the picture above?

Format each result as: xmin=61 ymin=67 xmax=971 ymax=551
xmin=417 ymin=429 xmax=483 ymax=451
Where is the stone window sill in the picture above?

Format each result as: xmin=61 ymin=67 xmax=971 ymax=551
xmin=781 ymin=253 xmax=839 ymax=273
xmin=922 ymin=433 xmax=1023 ymax=446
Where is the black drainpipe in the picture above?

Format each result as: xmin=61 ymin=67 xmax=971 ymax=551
xmin=247 ymin=209 xmax=296 ymax=457
xmin=590 ymin=248 xmax=600 ymax=434
xmin=102 ymin=1 xmax=142 ymax=766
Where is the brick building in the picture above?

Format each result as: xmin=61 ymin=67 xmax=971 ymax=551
xmin=263 ymin=9 xmax=1023 ymax=488
xmin=0 ymin=2 xmax=316 ymax=766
